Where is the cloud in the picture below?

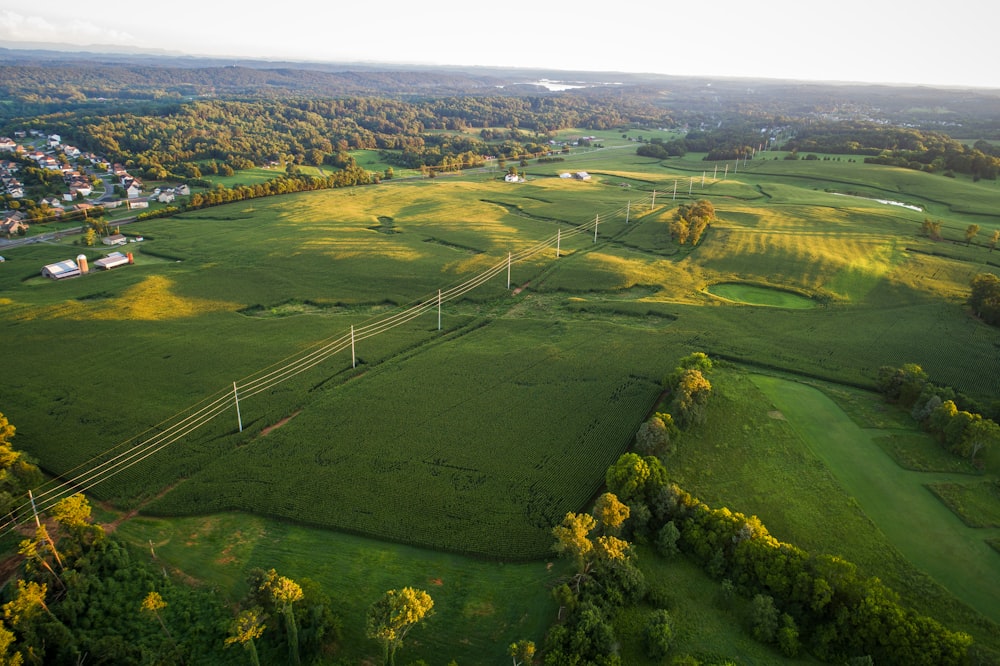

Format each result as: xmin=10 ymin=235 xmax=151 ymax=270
xmin=0 ymin=10 xmax=137 ymax=46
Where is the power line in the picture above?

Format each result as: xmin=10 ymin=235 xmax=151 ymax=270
xmin=1 ymin=188 xmax=665 ymax=538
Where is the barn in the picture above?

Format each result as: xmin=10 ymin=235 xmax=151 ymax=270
xmin=93 ymin=252 xmax=130 ymax=271
xmin=41 ymin=259 xmax=81 ymax=280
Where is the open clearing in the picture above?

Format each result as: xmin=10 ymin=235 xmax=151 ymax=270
xmin=751 ymin=375 xmax=1000 ymax=624
xmin=4 ymin=148 xmax=1000 ymax=660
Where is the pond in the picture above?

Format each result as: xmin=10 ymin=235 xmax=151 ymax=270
xmin=707 ymin=283 xmax=816 ymax=308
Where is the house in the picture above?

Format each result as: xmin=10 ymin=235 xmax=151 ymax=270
xmin=93 ymin=251 xmax=130 ymax=270
xmin=1 ymin=212 xmax=28 ymax=235
xmin=175 ymin=184 xmax=191 ymax=196
xmin=127 ymin=199 xmax=148 ymax=210
xmin=157 ymin=190 xmax=175 ymax=204
xmin=48 ymin=134 xmax=61 ymax=147
xmin=42 ymin=259 xmax=80 ymax=279
xmin=574 ymin=172 xmax=591 ymax=180
xmin=124 ymin=178 xmax=143 ymax=199
xmin=102 ymin=233 xmax=127 ymax=246
xmin=0 ymin=138 xmax=15 ymax=152
xmin=62 ymin=145 xmax=81 ymax=158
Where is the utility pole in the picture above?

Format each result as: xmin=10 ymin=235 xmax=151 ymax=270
xmin=625 ymin=200 xmax=631 ymax=224
xmin=689 ymin=177 xmax=693 ymax=195
xmin=593 ymin=214 xmax=599 ymax=242
xmin=507 ymin=252 xmax=511 ymax=289
xmin=672 ymin=180 xmax=677 ymax=200
xmin=233 ymin=382 xmax=243 ymax=433
xmin=28 ymin=489 xmax=40 ymax=527
xmin=437 ymin=289 xmax=442 ymax=331
xmin=351 ymin=325 xmax=356 ymax=368
xmin=651 ymin=190 xmax=656 ymax=209
xmin=556 ymin=228 xmax=561 ymax=257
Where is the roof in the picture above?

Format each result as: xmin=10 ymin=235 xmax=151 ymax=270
xmin=42 ymin=259 xmax=80 ymax=279
xmin=94 ymin=252 xmax=130 ymax=270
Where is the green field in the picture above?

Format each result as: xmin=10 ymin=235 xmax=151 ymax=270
xmin=4 ymin=146 xmax=1000 ymax=659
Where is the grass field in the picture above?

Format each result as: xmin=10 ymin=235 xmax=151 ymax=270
xmin=4 ymin=144 xmax=1000 ymax=659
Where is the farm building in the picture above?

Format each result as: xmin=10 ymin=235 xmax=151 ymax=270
xmin=41 ymin=259 xmax=81 ymax=280
xmin=102 ymin=234 xmax=127 ymax=246
xmin=93 ymin=252 xmax=130 ymax=271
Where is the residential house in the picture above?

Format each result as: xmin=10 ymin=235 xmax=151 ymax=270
xmin=0 ymin=138 xmax=15 ymax=152
xmin=175 ymin=184 xmax=191 ymax=196
xmin=1 ymin=212 xmax=29 ymax=236
xmin=126 ymin=181 xmax=143 ymax=199
xmin=157 ymin=190 xmax=175 ymax=204
xmin=48 ymin=134 xmax=61 ymax=147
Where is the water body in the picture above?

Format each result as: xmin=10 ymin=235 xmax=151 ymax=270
xmin=831 ymin=192 xmax=923 ymax=211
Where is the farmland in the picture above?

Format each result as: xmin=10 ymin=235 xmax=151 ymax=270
xmin=3 ymin=138 xmax=1000 ymax=661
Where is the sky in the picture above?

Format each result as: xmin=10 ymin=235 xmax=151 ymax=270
xmin=1 ymin=1 xmax=998 ymax=89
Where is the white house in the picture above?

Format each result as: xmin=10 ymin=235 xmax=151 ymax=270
xmin=157 ymin=190 xmax=175 ymax=203
xmin=48 ymin=134 xmax=61 ymax=147
xmin=125 ymin=181 xmax=143 ymax=199
xmin=102 ymin=234 xmax=127 ymax=246
xmin=0 ymin=138 xmax=15 ymax=152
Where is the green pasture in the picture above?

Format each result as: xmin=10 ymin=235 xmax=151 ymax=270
xmin=114 ymin=513 xmax=561 ymax=664
xmin=4 ymin=145 xmax=1000 ymax=657
xmin=752 ymin=375 xmax=1000 ymax=626
xmin=669 ymin=368 xmax=1000 ymax=654
xmin=706 ymin=283 xmax=817 ymax=308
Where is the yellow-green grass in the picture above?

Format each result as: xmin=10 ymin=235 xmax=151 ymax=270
xmin=113 ymin=512 xmax=563 ymax=664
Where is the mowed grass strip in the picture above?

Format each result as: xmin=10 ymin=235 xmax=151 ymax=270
xmin=750 ymin=374 xmax=1000 ymax=625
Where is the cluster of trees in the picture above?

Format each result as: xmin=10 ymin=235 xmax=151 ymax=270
xmin=545 ymin=492 xmax=651 ymax=664
xmin=669 ymin=200 xmax=716 ymax=246
xmin=13 ymin=95 xmax=673 ymax=181
xmin=877 ymin=363 xmax=999 ymax=465
xmin=598 ymin=452 xmax=972 ymax=664
xmin=664 ymin=352 xmax=715 ymax=428
xmin=0 ymin=410 xmax=445 ymax=665
xmin=969 ymin=272 xmax=1000 ymax=326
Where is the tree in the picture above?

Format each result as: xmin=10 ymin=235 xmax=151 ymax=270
xmin=51 ymin=493 xmax=104 ymax=546
xmin=592 ymin=493 xmax=630 ymax=536
xmin=749 ymin=593 xmax=779 ymax=643
xmin=83 ymin=228 xmax=96 ymax=246
xmin=604 ymin=453 xmax=651 ymax=505
xmin=258 ymin=570 xmax=303 ymax=665
xmin=670 ymin=368 xmax=713 ymax=427
xmin=921 ymin=218 xmax=942 ymax=240
xmin=990 ymin=229 xmax=999 ymax=252
xmin=508 ymin=639 xmax=535 ymax=666
xmin=959 ymin=416 xmax=999 ymax=464
xmin=225 ymin=607 xmax=267 ymax=666
xmin=552 ymin=512 xmax=596 ymax=573
xmin=0 ymin=620 xmax=21 ymax=666
xmin=634 ymin=414 xmax=677 ymax=457
xmin=644 ymin=609 xmax=674 ymax=659
xmin=141 ymin=591 xmax=171 ymax=638
xmin=969 ymin=272 xmax=1000 ymax=325
xmin=965 ymin=224 xmax=980 ymax=245
xmin=365 ymin=587 xmax=434 ymax=666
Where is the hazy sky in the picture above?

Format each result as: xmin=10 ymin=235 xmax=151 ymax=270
xmin=1 ymin=1 xmax=997 ymax=89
